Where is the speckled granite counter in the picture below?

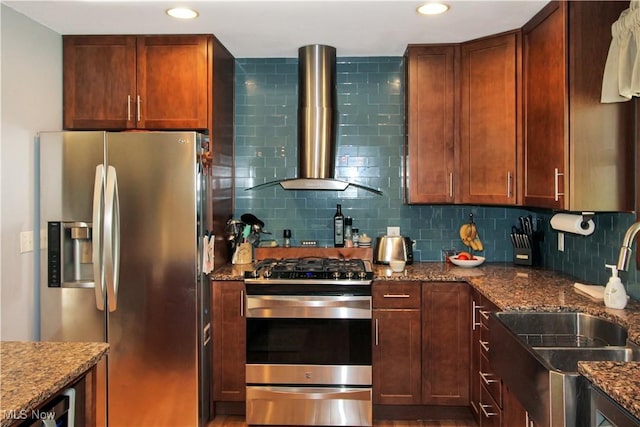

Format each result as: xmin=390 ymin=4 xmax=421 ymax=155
xmin=0 ymin=341 xmax=109 ymax=427
xmin=578 ymin=361 xmax=640 ymax=421
xmin=212 ymin=261 xmax=640 ymax=418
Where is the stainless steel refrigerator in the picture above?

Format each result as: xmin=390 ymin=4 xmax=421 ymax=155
xmin=38 ymin=131 xmax=212 ymax=427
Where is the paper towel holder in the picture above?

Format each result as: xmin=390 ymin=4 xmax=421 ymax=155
xmin=581 ymin=212 xmax=595 ymax=229
xmin=550 ymin=211 xmax=596 ymax=235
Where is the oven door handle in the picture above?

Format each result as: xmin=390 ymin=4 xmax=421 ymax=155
xmin=246 ymin=295 xmax=371 ymax=319
xmin=247 ymin=386 xmax=371 ymax=400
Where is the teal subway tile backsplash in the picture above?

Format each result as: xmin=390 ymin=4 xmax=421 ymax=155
xmin=233 ymin=56 xmax=638 ymax=301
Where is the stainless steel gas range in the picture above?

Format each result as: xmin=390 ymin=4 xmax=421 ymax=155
xmin=244 ymin=257 xmax=374 ymax=426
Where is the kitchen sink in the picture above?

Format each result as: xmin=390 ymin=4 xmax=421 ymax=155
xmin=489 ymin=311 xmax=640 ymax=427
xmin=533 ymin=347 xmax=636 ymax=373
xmin=492 ymin=311 xmax=629 ymax=347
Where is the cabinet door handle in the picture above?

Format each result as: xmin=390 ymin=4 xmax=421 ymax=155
xmin=374 ymin=318 xmax=379 ymax=346
xmin=240 ymin=290 xmax=244 ymax=317
xmin=449 ymin=172 xmax=453 ymax=198
xmin=472 ymin=301 xmax=484 ymax=330
xmin=127 ymin=95 xmax=131 ymax=121
xmin=480 ymin=340 xmax=490 ymax=352
xmin=554 ymin=168 xmax=564 ymax=201
xmin=136 ymin=95 xmax=141 ymax=121
xmin=480 ymin=403 xmax=497 ymax=417
xmin=507 ymin=171 xmax=512 ymax=198
xmin=480 ymin=371 xmax=498 ymax=385
xmin=383 ymin=294 xmax=410 ymax=298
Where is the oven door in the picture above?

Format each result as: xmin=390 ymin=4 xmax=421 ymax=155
xmin=246 ymin=386 xmax=373 ymax=426
xmin=245 ymin=294 xmax=372 ymax=370
xmin=245 ymin=293 xmax=372 ymax=426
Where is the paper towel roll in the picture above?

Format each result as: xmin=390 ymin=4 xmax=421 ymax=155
xmin=550 ymin=213 xmax=595 ymax=236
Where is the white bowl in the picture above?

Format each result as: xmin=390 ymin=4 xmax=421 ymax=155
xmin=449 ymin=255 xmax=485 ymax=268
xmin=389 ymin=260 xmax=406 ymax=272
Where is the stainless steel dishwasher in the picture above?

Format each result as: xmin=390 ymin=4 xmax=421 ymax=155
xmin=590 ymin=385 xmax=640 ymax=427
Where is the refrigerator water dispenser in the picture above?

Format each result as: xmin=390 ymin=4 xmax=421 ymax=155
xmin=48 ymin=221 xmax=94 ymax=288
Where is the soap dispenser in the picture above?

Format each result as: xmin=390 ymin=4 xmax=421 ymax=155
xmin=604 ymin=264 xmax=628 ymax=309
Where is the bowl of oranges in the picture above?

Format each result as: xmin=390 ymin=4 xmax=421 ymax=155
xmin=449 ymin=251 xmax=485 ymax=268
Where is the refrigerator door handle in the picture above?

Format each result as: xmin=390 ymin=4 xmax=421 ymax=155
xmin=104 ymin=165 xmax=121 ymax=312
xmin=92 ymin=165 xmax=106 ymax=311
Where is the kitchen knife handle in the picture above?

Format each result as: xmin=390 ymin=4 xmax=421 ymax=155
xmin=92 ymin=165 xmax=105 ymax=311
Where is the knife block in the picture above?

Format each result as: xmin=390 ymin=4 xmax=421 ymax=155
xmin=512 ymin=232 xmax=542 ymax=266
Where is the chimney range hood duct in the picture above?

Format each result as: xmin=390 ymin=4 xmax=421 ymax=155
xmin=247 ymin=44 xmax=382 ymax=195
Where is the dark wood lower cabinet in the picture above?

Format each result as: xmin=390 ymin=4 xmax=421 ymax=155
xmin=373 ymin=282 xmax=422 ymax=405
xmin=373 ymin=281 xmax=471 ymax=410
xmin=422 ymin=282 xmax=470 ymax=406
xmin=212 ymin=280 xmax=246 ymax=403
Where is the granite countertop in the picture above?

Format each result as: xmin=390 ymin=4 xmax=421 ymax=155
xmin=0 ymin=341 xmax=109 ymax=427
xmin=212 ymin=260 xmax=640 ymax=419
xmin=578 ymin=361 xmax=640 ymax=420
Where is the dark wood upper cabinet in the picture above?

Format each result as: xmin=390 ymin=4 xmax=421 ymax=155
xmin=460 ymin=32 xmax=521 ymax=205
xmin=63 ymin=36 xmax=137 ymax=130
xmin=523 ymin=1 xmax=635 ymax=211
xmin=404 ymin=45 xmax=457 ymax=204
xmin=64 ymin=34 xmax=210 ymax=131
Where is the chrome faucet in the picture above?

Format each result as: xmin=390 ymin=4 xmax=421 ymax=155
xmin=617 ymin=221 xmax=640 ymax=271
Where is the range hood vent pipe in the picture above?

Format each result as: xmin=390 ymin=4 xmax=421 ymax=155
xmin=246 ymin=44 xmax=382 ymax=195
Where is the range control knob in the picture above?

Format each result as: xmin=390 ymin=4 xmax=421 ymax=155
xmin=345 ymin=271 xmax=354 ymax=279
xmin=358 ymin=271 xmax=367 ymax=280
xmin=262 ymin=268 xmax=272 ymax=279
xmin=332 ymin=271 xmax=341 ymax=280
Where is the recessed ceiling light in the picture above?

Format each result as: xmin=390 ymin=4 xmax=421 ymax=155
xmin=417 ymin=2 xmax=450 ymax=15
xmin=166 ymin=7 xmax=199 ymax=19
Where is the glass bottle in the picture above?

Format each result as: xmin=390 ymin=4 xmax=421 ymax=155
xmin=334 ymin=204 xmax=344 ymax=247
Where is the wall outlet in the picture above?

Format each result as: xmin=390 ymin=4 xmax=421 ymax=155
xmin=20 ymin=231 xmax=34 ymax=253
xmin=40 ymin=229 xmax=48 ymax=249
xmin=387 ymin=226 xmax=400 ymax=236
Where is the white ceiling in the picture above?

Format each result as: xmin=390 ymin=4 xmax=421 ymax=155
xmin=3 ymin=0 xmax=550 ymax=58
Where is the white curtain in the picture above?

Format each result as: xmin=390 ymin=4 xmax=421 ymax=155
xmin=601 ymin=1 xmax=640 ymax=103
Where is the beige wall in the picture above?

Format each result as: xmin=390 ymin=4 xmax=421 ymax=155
xmin=1 ymin=4 xmax=62 ymax=340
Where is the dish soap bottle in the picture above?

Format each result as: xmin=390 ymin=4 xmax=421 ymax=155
xmin=603 ymin=264 xmax=628 ymax=309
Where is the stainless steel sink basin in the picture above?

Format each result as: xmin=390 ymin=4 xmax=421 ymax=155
xmin=493 ymin=311 xmax=628 ymax=347
xmin=489 ymin=311 xmax=639 ymax=427
xmin=533 ymin=347 xmax=636 ymax=373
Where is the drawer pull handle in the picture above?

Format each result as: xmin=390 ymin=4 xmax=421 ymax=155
xmin=480 ymin=403 xmax=497 ymax=417
xmin=383 ymin=294 xmax=411 ymax=298
xmin=472 ymin=301 xmax=484 ymax=330
xmin=480 ymin=372 xmax=498 ymax=385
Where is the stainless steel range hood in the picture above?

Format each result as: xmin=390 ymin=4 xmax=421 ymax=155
xmin=247 ymin=44 xmax=382 ymax=195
